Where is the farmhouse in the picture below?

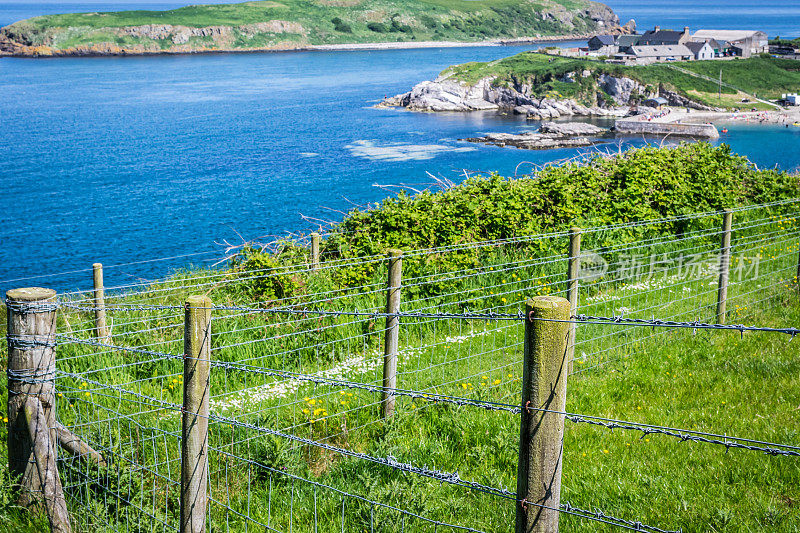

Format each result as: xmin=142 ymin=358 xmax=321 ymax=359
xmin=629 ymin=44 xmax=693 ymax=62
xmin=686 ymin=41 xmax=715 ymax=60
xmin=584 ymin=26 xmax=769 ymax=63
xmin=639 ymin=26 xmax=692 ymax=46
xmin=691 ymin=30 xmax=768 ymax=58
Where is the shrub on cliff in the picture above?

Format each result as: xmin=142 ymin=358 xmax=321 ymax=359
xmin=232 ymin=143 xmax=798 ymax=300
xmin=323 ymin=143 xmax=798 ymax=260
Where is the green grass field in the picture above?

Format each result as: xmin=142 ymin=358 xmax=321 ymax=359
xmin=2 ymin=201 xmax=799 ymax=532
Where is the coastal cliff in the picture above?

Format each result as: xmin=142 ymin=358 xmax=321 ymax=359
xmin=0 ymin=0 xmax=624 ymax=58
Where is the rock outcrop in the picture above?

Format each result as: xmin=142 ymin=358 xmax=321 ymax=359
xmin=462 ymin=121 xmax=611 ymax=150
xmin=539 ymin=121 xmax=608 ymax=136
xmin=597 ymin=73 xmax=647 ymax=106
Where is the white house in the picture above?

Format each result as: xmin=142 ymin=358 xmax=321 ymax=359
xmin=686 ymin=41 xmax=715 ymax=60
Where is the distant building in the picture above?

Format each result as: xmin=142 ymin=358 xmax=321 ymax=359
xmin=630 ymin=44 xmax=693 ymax=61
xmin=701 ymin=39 xmax=730 ymax=56
xmin=686 ymin=41 xmax=715 ymax=60
xmin=640 ymin=26 xmax=692 ymax=46
xmin=784 ymin=94 xmax=799 ymax=106
xmin=588 ymin=34 xmax=618 ymax=54
xmin=691 ymin=30 xmax=768 ymax=58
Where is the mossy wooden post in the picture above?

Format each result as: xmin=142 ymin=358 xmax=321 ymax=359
xmin=516 ymin=296 xmax=571 ymax=533
xmin=92 ymin=263 xmax=111 ymax=343
xmin=6 ymin=287 xmax=71 ymax=533
xmin=566 ymin=227 xmax=581 ymax=374
xmin=382 ymin=250 xmax=402 ymax=419
xmin=716 ymin=209 xmax=733 ymax=324
xmin=310 ymin=232 xmax=320 ymax=271
xmin=181 ymin=296 xmax=212 ymax=533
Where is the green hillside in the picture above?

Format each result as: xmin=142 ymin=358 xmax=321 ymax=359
xmin=0 ymin=0 xmax=620 ymax=56
xmin=443 ymin=52 xmax=800 ymax=108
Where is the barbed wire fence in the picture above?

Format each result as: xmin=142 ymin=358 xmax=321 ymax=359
xmin=3 ymin=199 xmax=800 ymax=532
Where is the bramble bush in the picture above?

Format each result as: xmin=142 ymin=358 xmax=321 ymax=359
xmin=230 ymin=143 xmax=800 ymax=300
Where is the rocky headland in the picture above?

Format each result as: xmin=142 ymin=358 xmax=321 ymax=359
xmin=379 ymin=66 xmax=721 ymax=119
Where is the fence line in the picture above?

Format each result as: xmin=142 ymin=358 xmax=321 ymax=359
xmin=5 ymin=200 xmax=800 ymax=533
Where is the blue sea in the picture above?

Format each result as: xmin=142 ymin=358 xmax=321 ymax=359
xmin=1 ymin=1 xmax=799 ymax=293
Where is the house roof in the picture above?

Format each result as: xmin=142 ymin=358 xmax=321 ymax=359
xmin=591 ymin=34 xmax=616 ymax=45
xmin=643 ymin=97 xmax=668 ymax=105
xmin=692 ymin=30 xmax=767 ymax=42
xmin=686 ymin=41 xmax=710 ymax=54
xmin=616 ymin=34 xmax=641 ymax=47
xmin=640 ymin=30 xmax=684 ymax=45
xmin=630 ymin=44 xmax=693 ymax=57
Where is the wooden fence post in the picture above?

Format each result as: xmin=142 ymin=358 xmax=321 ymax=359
xmin=516 ymin=296 xmax=571 ymax=533
xmin=92 ymin=263 xmax=111 ymax=343
xmin=716 ymin=209 xmax=733 ymax=324
xmin=181 ymin=296 xmax=212 ymax=533
xmin=310 ymin=233 xmax=320 ymax=271
xmin=382 ymin=250 xmax=402 ymax=419
xmin=6 ymin=287 xmax=71 ymax=533
xmin=566 ymin=227 xmax=581 ymax=374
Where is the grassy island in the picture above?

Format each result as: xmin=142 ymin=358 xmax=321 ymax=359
xmin=0 ymin=0 xmax=621 ymax=57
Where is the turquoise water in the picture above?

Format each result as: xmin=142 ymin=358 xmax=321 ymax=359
xmin=1 ymin=2 xmax=799 ymax=292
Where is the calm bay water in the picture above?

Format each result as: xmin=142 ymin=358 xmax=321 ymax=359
xmin=1 ymin=1 xmax=799 ymax=293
